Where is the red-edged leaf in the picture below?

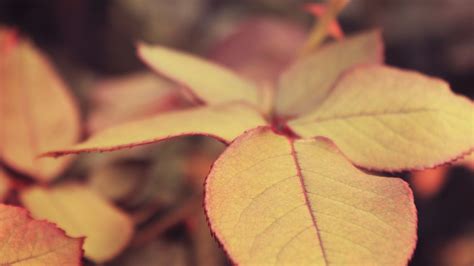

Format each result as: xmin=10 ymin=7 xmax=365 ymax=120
xmin=0 ymin=203 xmax=83 ymax=265
xmin=289 ymin=65 xmax=474 ymax=171
xmin=20 ymin=184 xmax=134 ymax=263
xmin=44 ymin=103 xmax=267 ymax=157
xmin=205 ymin=127 xmax=417 ymax=265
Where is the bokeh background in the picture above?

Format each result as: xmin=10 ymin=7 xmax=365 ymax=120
xmin=1 ymin=0 xmax=473 ymax=265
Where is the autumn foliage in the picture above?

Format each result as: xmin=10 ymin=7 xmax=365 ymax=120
xmin=0 ymin=0 xmax=473 ymax=265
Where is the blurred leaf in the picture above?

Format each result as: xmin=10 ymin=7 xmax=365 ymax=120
xmin=0 ymin=28 xmax=80 ymax=181
xmin=208 ymin=17 xmax=306 ymax=85
xmin=113 ymin=239 xmax=188 ymax=266
xmin=87 ymin=161 xmax=146 ymax=202
xmin=275 ymin=30 xmax=383 ymax=117
xmin=439 ymin=233 xmax=474 ymax=266
xmin=88 ymin=72 xmax=189 ymax=133
xmin=20 ymin=184 xmax=134 ymax=262
xmin=0 ymin=203 xmax=83 ymax=265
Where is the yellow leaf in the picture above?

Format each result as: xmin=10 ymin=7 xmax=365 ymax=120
xmin=0 ymin=28 xmax=80 ymax=181
xmin=289 ymin=65 xmax=474 ymax=171
xmin=205 ymin=127 xmax=416 ymax=265
xmin=137 ymin=43 xmax=260 ymax=106
xmin=88 ymin=72 xmax=188 ymax=133
xmin=275 ymin=30 xmax=383 ymax=118
xmin=20 ymin=184 xmax=134 ymax=263
xmin=44 ymin=103 xmax=267 ymax=157
xmin=0 ymin=203 xmax=83 ymax=265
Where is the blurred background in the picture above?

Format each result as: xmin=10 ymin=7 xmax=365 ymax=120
xmin=1 ymin=0 xmax=473 ymax=265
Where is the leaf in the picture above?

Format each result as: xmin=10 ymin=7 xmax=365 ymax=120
xmin=20 ymin=184 xmax=134 ymax=262
xmin=289 ymin=65 xmax=474 ymax=171
xmin=205 ymin=127 xmax=417 ymax=265
xmin=88 ymin=72 xmax=189 ymax=133
xmin=0 ymin=203 xmax=83 ymax=265
xmin=44 ymin=103 xmax=267 ymax=157
xmin=275 ymin=30 xmax=383 ymax=118
xmin=208 ymin=17 xmax=306 ymax=85
xmin=137 ymin=43 xmax=260 ymax=105
xmin=0 ymin=28 xmax=80 ymax=181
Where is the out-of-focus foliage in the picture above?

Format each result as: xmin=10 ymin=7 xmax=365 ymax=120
xmin=0 ymin=0 xmax=472 ymax=265
xmin=0 ymin=28 xmax=80 ymax=182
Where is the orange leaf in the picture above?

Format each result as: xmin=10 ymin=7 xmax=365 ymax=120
xmin=205 ymin=127 xmax=417 ymax=265
xmin=289 ymin=65 xmax=474 ymax=171
xmin=275 ymin=30 xmax=383 ymax=118
xmin=20 ymin=184 xmax=134 ymax=262
xmin=44 ymin=103 xmax=267 ymax=157
xmin=0 ymin=203 xmax=83 ymax=265
xmin=0 ymin=28 xmax=80 ymax=181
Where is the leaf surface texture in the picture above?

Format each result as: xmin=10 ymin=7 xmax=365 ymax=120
xmin=289 ymin=65 xmax=474 ymax=170
xmin=205 ymin=127 xmax=416 ymax=265
xmin=20 ymin=184 xmax=133 ymax=262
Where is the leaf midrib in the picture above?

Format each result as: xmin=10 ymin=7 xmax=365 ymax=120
xmin=288 ymin=139 xmax=329 ymax=265
xmin=295 ymin=108 xmax=458 ymax=125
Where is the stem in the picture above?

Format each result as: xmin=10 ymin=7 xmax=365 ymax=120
xmin=300 ymin=0 xmax=349 ymax=56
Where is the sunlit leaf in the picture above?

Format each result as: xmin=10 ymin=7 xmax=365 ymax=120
xmin=88 ymin=72 xmax=188 ymax=133
xmin=20 ymin=184 xmax=134 ymax=262
xmin=44 ymin=103 xmax=267 ymax=157
xmin=275 ymin=30 xmax=383 ymax=117
xmin=0 ymin=28 xmax=80 ymax=181
xmin=289 ymin=65 xmax=474 ymax=171
xmin=138 ymin=43 xmax=259 ymax=105
xmin=0 ymin=203 xmax=83 ymax=265
xmin=205 ymin=127 xmax=417 ymax=265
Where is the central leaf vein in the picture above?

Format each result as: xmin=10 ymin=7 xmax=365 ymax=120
xmin=288 ymin=140 xmax=329 ymax=265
